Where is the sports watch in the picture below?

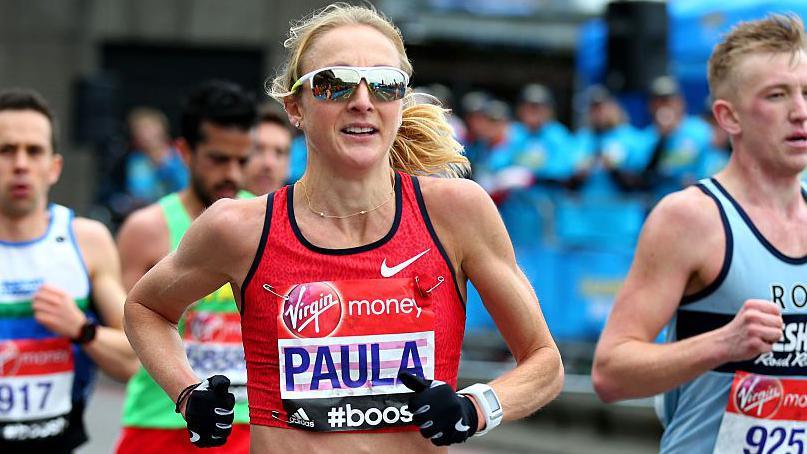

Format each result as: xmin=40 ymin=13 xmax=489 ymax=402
xmin=458 ymin=383 xmax=504 ymax=436
xmin=72 ymin=319 xmax=98 ymax=344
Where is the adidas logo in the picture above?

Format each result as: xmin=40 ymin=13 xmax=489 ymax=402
xmin=292 ymin=408 xmax=310 ymax=421
xmin=288 ymin=408 xmax=315 ymax=428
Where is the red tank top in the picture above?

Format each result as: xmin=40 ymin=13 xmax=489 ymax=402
xmin=241 ymin=172 xmax=465 ymax=432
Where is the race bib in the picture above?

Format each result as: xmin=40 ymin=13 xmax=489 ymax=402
xmin=276 ymin=278 xmax=435 ymax=431
xmin=183 ymin=311 xmax=247 ymax=401
xmin=0 ymin=338 xmax=74 ymax=441
xmin=714 ymin=372 xmax=807 ymax=453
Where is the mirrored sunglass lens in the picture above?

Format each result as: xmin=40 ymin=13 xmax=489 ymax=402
xmin=311 ymin=69 xmax=361 ymax=100
xmin=367 ymin=69 xmax=407 ymax=101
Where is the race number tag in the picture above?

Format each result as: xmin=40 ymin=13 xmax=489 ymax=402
xmin=713 ymin=372 xmax=807 ymax=453
xmin=183 ymin=311 xmax=247 ymax=402
xmin=276 ymin=278 xmax=434 ymax=432
xmin=0 ymin=338 xmax=74 ymax=442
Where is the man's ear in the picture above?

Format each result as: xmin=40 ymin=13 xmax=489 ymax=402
xmin=48 ymin=152 xmax=63 ymax=186
xmin=713 ymin=99 xmax=741 ymax=136
xmin=176 ymin=138 xmax=193 ymax=167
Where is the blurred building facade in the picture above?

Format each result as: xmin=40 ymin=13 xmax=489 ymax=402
xmin=0 ymin=0 xmax=343 ymax=213
xmin=1 ymin=0 xmax=602 ymax=215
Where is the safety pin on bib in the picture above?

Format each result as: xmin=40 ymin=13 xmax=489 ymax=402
xmin=415 ymin=275 xmax=444 ymax=296
xmin=271 ymin=410 xmax=293 ymax=423
xmin=262 ymin=283 xmax=289 ymax=301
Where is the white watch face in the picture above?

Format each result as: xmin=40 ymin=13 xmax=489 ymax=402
xmin=483 ymin=389 xmax=501 ymax=412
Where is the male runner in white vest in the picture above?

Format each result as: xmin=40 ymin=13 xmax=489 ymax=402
xmin=0 ymin=88 xmax=137 ymax=453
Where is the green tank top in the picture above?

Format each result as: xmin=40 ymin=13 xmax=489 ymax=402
xmin=122 ymin=191 xmax=253 ymax=428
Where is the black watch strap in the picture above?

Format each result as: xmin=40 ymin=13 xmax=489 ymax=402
xmin=72 ymin=320 xmax=98 ymax=344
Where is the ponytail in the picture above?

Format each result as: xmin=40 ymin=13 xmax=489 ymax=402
xmin=390 ymin=93 xmax=470 ymax=177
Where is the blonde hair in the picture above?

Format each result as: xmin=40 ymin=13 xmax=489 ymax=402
xmin=127 ymin=107 xmax=169 ymax=133
xmin=268 ymin=3 xmax=469 ymax=177
xmin=708 ymin=14 xmax=807 ymax=100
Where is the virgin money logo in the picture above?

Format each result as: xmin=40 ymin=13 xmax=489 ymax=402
xmin=735 ymin=374 xmax=784 ymax=419
xmin=0 ymin=342 xmax=20 ymax=375
xmin=186 ymin=312 xmax=242 ymax=342
xmin=282 ymin=282 xmax=342 ymax=338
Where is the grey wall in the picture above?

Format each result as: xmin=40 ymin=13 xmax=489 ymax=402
xmin=0 ymin=0 xmax=346 ymax=214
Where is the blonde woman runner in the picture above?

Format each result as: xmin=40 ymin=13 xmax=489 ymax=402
xmin=124 ymin=4 xmax=563 ymax=452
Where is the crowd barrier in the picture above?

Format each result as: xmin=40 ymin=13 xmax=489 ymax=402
xmin=463 ymin=187 xmax=647 ymax=375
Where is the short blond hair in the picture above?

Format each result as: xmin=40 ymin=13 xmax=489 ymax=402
xmin=127 ymin=107 xmax=169 ymax=133
xmin=268 ymin=3 xmax=468 ymax=177
xmin=708 ymin=14 xmax=807 ymax=100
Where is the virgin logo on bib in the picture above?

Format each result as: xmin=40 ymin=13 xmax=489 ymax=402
xmin=713 ymin=372 xmax=807 ymax=453
xmin=276 ymin=278 xmax=434 ymax=432
xmin=183 ymin=311 xmax=247 ymax=392
xmin=282 ymin=282 xmax=343 ymax=338
xmin=0 ymin=338 xmax=74 ymax=441
xmin=733 ymin=374 xmax=784 ymax=419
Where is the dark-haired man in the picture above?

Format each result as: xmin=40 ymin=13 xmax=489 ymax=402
xmin=0 ymin=88 xmax=137 ymax=453
xmin=115 ymin=80 xmax=257 ymax=453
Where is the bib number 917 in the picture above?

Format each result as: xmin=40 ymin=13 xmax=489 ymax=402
xmin=0 ymin=382 xmax=53 ymax=415
xmin=745 ymin=425 xmax=806 ymax=454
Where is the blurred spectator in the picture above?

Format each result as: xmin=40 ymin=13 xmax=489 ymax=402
xmin=570 ymin=85 xmax=649 ymax=196
xmin=633 ymin=76 xmax=711 ymax=201
xmin=555 ymin=86 xmax=649 ymax=248
xmin=479 ymin=84 xmax=575 ymax=195
xmin=480 ymin=100 xmax=513 ymax=160
xmin=508 ymin=83 xmax=576 ymax=181
xmin=415 ymin=83 xmax=466 ymax=139
xmin=459 ymin=90 xmax=492 ymax=171
xmin=476 ymin=100 xmax=546 ymax=246
xmin=479 ymin=100 xmax=521 ymax=190
xmin=243 ymin=104 xmax=292 ymax=195
xmin=124 ymin=107 xmax=188 ymax=206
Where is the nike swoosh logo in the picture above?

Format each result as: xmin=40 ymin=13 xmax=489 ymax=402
xmin=455 ymin=418 xmax=470 ymax=432
xmin=380 ymin=249 xmax=430 ymax=278
xmin=189 ymin=431 xmax=201 ymax=443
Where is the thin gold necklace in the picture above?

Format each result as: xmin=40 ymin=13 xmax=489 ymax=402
xmin=298 ymin=176 xmax=395 ymax=219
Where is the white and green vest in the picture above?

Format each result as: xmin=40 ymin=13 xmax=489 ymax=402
xmin=0 ymin=204 xmax=94 ymax=449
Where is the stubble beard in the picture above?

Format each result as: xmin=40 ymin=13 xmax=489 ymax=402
xmin=190 ymin=177 xmax=215 ymax=209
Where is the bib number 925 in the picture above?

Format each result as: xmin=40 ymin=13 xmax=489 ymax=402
xmin=745 ymin=425 xmax=806 ymax=454
xmin=0 ymin=382 xmax=52 ymax=415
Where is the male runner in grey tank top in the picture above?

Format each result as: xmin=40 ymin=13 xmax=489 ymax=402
xmin=594 ymin=14 xmax=807 ymax=453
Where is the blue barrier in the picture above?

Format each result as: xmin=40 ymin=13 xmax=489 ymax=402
xmin=497 ymin=188 xmax=552 ymax=248
xmin=464 ymin=243 xmax=560 ymax=333
xmin=518 ymin=244 xmax=561 ymax=335
xmin=464 ymin=244 xmax=632 ymax=343
xmin=465 ymin=282 xmax=496 ymax=332
xmin=556 ymin=247 xmax=633 ymax=341
xmin=553 ymin=197 xmax=645 ymax=252
xmin=466 ymin=193 xmax=641 ymax=343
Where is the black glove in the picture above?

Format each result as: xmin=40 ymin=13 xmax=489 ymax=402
xmin=398 ymin=372 xmax=478 ymax=446
xmin=175 ymin=375 xmax=235 ymax=448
